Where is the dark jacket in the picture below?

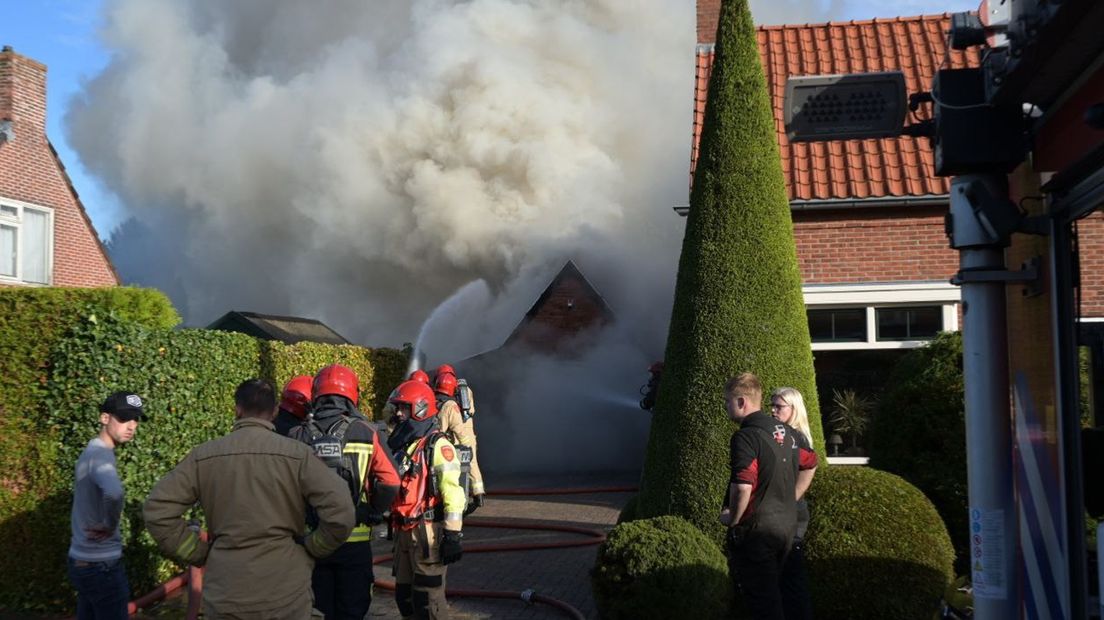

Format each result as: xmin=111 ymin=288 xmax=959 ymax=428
xmin=729 ymin=411 xmax=800 ymax=540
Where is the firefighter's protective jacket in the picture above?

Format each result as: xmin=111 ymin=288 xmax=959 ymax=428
xmin=289 ymin=408 xmax=401 ymax=543
xmin=437 ymin=398 xmax=485 ymax=495
xmin=143 ymin=417 xmax=354 ymax=615
xmin=398 ymin=433 xmax=466 ymax=532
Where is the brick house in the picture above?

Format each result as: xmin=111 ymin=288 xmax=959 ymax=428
xmin=501 ymin=260 xmax=615 ymax=355
xmin=0 ymin=47 xmax=117 ymax=288
xmin=689 ymin=5 xmax=1104 ymax=409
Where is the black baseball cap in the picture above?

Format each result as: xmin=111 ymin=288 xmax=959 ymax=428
xmin=100 ymin=392 xmax=146 ymax=422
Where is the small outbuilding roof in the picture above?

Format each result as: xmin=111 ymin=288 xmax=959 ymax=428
xmin=208 ymin=311 xmax=350 ymax=345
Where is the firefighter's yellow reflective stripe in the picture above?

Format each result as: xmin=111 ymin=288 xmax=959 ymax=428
xmin=347 ymin=527 xmax=374 ymax=542
xmin=344 ymin=443 xmax=373 ymax=503
xmin=175 ymin=531 xmax=198 ymax=560
xmin=436 ymin=450 xmax=467 ymax=516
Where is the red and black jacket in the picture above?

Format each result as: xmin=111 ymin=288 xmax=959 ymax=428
xmin=729 ymin=411 xmax=808 ymax=539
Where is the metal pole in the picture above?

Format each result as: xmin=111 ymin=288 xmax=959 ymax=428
xmin=1050 ymin=218 xmax=1088 ymax=619
xmin=950 ymin=175 xmax=1019 ymax=618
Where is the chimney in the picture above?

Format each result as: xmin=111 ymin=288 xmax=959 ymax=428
xmin=0 ymin=46 xmax=48 ymax=141
xmin=697 ymin=0 xmax=721 ymax=45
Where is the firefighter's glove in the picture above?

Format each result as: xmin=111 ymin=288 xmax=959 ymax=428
xmin=464 ymin=494 xmax=485 ymax=517
xmin=440 ymin=530 xmax=463 ymax=565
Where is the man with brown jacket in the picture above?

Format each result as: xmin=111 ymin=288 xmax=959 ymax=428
xmin=144 ymin=379 xmax=355 ymax=619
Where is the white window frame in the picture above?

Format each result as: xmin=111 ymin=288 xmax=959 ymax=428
xmin=0 ymin=197 xmax=54 ymax=286
xmin=803 ymin=282 xmax=960 ymax=351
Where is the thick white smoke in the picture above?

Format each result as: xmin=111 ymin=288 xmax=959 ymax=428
xmin=70 ymin=0 xmax=695 ymax=348
xmin=70 ymin=0 xmax=840 ymax=472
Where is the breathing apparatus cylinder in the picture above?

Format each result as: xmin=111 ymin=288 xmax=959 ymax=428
xmin=457 ymin=378 xmax=473 ymax=419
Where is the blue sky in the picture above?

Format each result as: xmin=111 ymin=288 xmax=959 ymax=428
xmin=4 ymin=0 xmax=978 ymax=242
xmin=3 ymin=0 xmax=125 ymax=237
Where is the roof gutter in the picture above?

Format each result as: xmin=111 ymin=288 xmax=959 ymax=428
xmin=672 ymin=194 xmax=949 ymax=217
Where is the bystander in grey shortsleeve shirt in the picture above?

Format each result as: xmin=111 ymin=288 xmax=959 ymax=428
xmin=69 ymin=437 xmax=125 ymax=561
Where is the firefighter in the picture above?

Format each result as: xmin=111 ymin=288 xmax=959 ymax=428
xmin=639 ymin=361 xmax=663 ymax=411
xmin=410 ymin=369 xmax=430 ymax=385
xmin=289 ymin=364 xmax=401 ymax=620
xmin=274 ymin=375 xmax=312 ymax=436
xmin=387 ymin=380 xmax=465 ymax=620
xmin=433 ymin=366 xmax=485 ymax=504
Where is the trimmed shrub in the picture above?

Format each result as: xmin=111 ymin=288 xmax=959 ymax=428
xmin=0 ymin=287 xmax=179 ymax=606
xmin=0 ymin=289 xmax=407 ymax=613
xmin=805 ymin=466 xmax=955 ymax=620
xmin=264 ymin=341 xmax=408 ymax=420
xmin=637 ymin=0 xmax=822 ymax=540
xmin=867 ymin=332 xmax=968 ymax=570
xmin=617 ymin=494 xmax=640 ymax=524
xmin=592 ymin=515 xmax=731 ymax=619
xmin=368 ymin=347 xmax=409 ymax=417
xmin=0 ymin=313 xmax=260 ymax=612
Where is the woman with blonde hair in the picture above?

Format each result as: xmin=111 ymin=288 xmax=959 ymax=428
xmin=770 ymin=387 xmax=818 ymax=620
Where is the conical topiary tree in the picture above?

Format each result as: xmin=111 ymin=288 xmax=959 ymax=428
xmin=636 ymin=0 xmax=823 ymax=539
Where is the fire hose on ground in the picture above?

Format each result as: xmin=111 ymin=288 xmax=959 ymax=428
xmin=124 ymin=486 xmax=637 ymax=619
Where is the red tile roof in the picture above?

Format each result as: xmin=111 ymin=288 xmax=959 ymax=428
xmin=691 ymin=14 xmax=981 ymax=202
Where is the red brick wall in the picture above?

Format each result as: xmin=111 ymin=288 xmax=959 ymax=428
xmin=0 ymin=47 xmax=117 ymax=288
xmin=793 ymin=206 xmax=1104 ymax=318
xmin=793 ymin=206 xmax=957 ymax=284
xmin=1076 ymin=212 xmax=1104 ymax=317
xmin=698 ymin=0 xmax=721 ymax=44
xmin=508 ymin=274 xmax=611 ymax=353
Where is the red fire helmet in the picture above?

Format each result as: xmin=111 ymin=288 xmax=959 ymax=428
xmin=280 ymin=375 xmax=313 ymax=418
xmin=313 ymin=364 xmax=359 ymax=405
xmin=389 ymin=380 xmax=438 ymax=421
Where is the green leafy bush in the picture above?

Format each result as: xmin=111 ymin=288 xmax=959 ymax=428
xmin=264 ymin=341 xmax=407 ymax=419
xmin=0 ymin=286 xmax=179 ymax=608
xmin=0 ymin=288 xmax=406 ymax=613
xmin=867 ymin=332 xmax=968 ymax=570
xmin=637 ymin=0 xmax=821 ymax=541
xmin=0 ymin=313 xmax=260 ymax=612
xmin=805 ymin=466 xmax=954 ymax=620
xmin=592 ymin=516 xmax=731 ymax=619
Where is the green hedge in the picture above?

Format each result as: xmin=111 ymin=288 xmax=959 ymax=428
xmin=805 ymin=466 xmax=954 ymax=620
xmin=0 ymin=287 xmax=179 ymax=611
xmin=592 ymin=515 xmax=731 ymax=619
xmin=0 ymin=289 xmax=406 ymax=613
xmin=637 ymin=0 xmax=822 ymax=541
xmin=0 ymin=313 xmax=260 ymax=611
xmin=869 ymin=332 xmax=1096 ymax=574
xmin=264 ymin=341 xmax=407 ymax=420
xmin=867 ymin=332 xmax=968 ymax=571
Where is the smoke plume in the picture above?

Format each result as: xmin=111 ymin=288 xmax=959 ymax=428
xmin=69 ymin=0 xmax=839 ymax=472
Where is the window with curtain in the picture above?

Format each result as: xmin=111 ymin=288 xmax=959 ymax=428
xmin=0 ymin=200 xmax=52 ymax=284
xmin=21 ymin=208 xmax=50 ymax=284
xmin=0 ymin=223 xmax=16 ymax=277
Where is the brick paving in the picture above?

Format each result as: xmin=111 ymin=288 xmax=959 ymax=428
xmin=367 ymin=473 xmax=636 ymax=620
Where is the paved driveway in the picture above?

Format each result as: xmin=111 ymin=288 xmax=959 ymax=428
xmin=368 ymin=473 xmax=635 ymax=620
